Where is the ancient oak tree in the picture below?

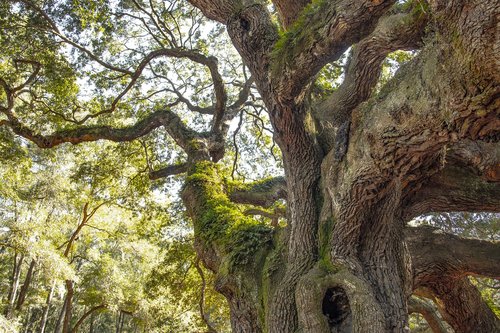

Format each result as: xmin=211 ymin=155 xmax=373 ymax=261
xmin=1 ymin=0 xmax=499 ymax=332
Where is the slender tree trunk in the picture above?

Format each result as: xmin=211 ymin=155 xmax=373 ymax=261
xmin=115 ymin=311 xmax=125 ymax=333
xmin=39 ymin=281 xmax=55 ymax=333
xmin=62 ymin=280 xmax=74 ymax=333
xmin=5 ymin=252 xmax=25 ymax=318
xmin=23 ymin=307 xmax=32 ymax=333
xmin=88 ymin=313 xmax=94 ymax=333
xmin=54 ymin=294 xmax=68 ymax=333
xmin=72 ymin=305 xmax=105 ymax=333
xmin=119 ymin=312 xmax=125 ymax=333
xmin=16 ymin=259 xmax=36 ymax=311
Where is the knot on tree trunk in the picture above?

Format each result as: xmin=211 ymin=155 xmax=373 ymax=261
xmin=295 ymin=265 xmax=385 ymax=333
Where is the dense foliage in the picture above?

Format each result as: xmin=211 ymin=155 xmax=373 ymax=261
xmin=0 ymin=130 xmax=230 ymax=332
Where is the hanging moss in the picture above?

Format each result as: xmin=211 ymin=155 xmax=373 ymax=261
xmin=226 ymin=223 xmax=273 ymax=266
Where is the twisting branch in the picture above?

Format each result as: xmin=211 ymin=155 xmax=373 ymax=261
xmin=244 ymin=207 xmax=285 ymax=228
xmin=406 ymin=225 xmax=500 ymax=284
xmin=187 ymin=0 xmax=237 ymax=23
xmin=314 ymin=9 xmax=428 ymax=127
xmin=167 ymin=76 xmax=254 ymax=131
xmin=0 ymin=60 xmax=41 ymax=113
xmin=231 ymin=110 xmax=244 ymax=179
xmin=1 ymin=109 xmax=196 ymax=151
xmin=407 ymin=225 xmax=500 ymax=332
xmin=75 ymin=48 xmax=226 ymax=124
xmin=226 ymin=76 xmax=254 ymax=117
xmin=270 ymin=0 xmax=395 ymax=100
xmin=414 ymin=277 xmax=500 ymax=332
xmin=72 ymin=304 xmax=106 ymax=333
xmin=194 ymin=257 xmax=218 ymax=333
xmin=10 ymin=0 xmax=228 ymax=129
xmin=169 ymin=88 xmax=215 ymax=115
xmin=11 ymin=59 xmax=42 ymax=93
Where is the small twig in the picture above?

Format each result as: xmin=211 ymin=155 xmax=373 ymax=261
xmin=231 ymin=111 xmax=244 ymax=180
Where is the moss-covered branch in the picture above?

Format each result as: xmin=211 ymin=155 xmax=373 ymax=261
xmin=149 ymin=163 xmax=188 ymax=180
xmin=229 ymin=176 xmax=287 ymax=208
xmin=182 ymin=161 xmax=274 ymax=270
xmin=270 ymin=0 xmax=395 ymax=99
xmin=1 ymin=108 xmax=198 ymax=150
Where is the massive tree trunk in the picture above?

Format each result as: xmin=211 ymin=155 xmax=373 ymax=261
xmin=184 ymin=1 xmax=500 ymax=332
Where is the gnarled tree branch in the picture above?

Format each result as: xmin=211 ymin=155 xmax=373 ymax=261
xmin=1 ymin=108 xmax=196 ymax=151
xmin=149 ymin=162 xmax=188 ymax=180
xmin=403 ymin=140 xmax=500 ymax=219
xmin=314 ymin=9 xmax=428 ymax=128
xmin=407 ymin=225 xmax=500 ymax=332
xmin=271 ymin=0 xmax=395 ymax=100
xmin=187 ymin=0 xmax=238 ymax=23
xmin=415 ymin=277 xmax=500 ymax=333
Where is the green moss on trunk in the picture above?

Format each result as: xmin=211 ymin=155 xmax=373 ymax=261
xmin=184 ymin=161 xmax=273 ymax=268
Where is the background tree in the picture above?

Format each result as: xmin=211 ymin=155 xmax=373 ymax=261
xmin=0 ymin=130 xmax=230 ymax=332
xmin=0 ymin=0 xmax=499 ymax=332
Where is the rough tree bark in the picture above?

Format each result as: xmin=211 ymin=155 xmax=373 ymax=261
xmin=185 ymin=1 xmax=499 ymax=332
xmin=2 ymin=0 xmax=499 ymax=332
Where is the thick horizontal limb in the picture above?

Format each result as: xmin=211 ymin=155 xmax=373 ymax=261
xmin=407 ymin=226 xmax=500 ymax=332
xmin=149 ymin=163 xmax=188 ymax=180
xmin=415 ymin=277 xmax=500 ymax=332
xmin=229 ymin=176 xmax=287 ymax=208
xmin=403 ymin=140 xmax=500 ymax=219
xmin=406 ymin=226 xmax=500 ymax=284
